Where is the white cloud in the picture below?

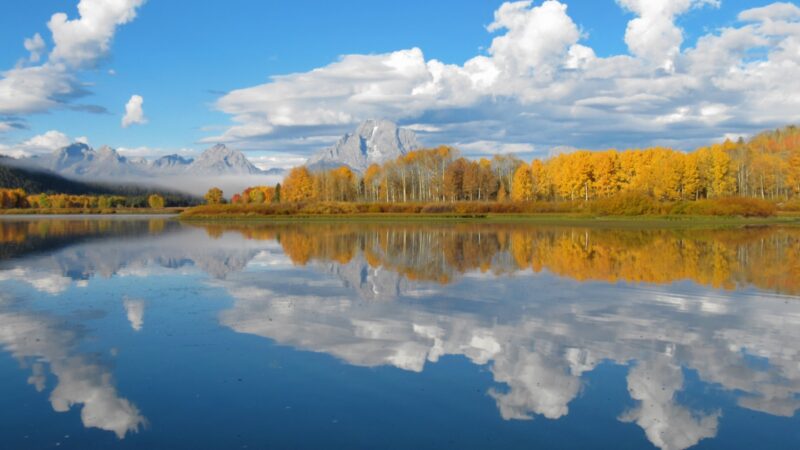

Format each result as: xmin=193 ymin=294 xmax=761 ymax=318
xmin=738 ymin=2 xmax=800 ymax=22
xmin=487 ymin=0 xmax=582 ymax=79
xmin=0 ymin=130 xmax=85 ymax=158
xmin=23 ymin=33 xmax=46 ymax=63
xmin=616 ymin=0 xmax=719 ymax=72
xmin=208 ymin=0 xmax=800 ymax=159
xmin=0 ymin=0 xmax=144 ymax=127
xmin=121 ymin=94 xmax=147 ymax=128
xmin=47 ymin=0 xmax=145 ymax=68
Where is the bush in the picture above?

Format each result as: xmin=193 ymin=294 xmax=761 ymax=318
xmin=590 ymin=192 xmax=665 ymax=216
xmin=778 ymin=199 xmax=800 ymax=212
xmin=671 ymin=197 xmax=776 ymax=217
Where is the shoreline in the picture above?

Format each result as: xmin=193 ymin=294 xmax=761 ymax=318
xmin=177 ymin=212 xmax=800 ymax=228
xmin=0 ymin=207 xmax=184 ymax=216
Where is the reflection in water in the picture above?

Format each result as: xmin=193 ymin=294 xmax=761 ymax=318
xmin=123 ymin=297 xmax=145 ymax=332
xmin=0 ymin=218 xmax=798 ymax=448
xmin=199 ymin=222 xmax=800 ymax=295
xmin=0 ymin=294 xmax=146 ymax=438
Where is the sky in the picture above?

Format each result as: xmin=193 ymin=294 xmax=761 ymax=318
xmin=0 ymin=0 xmax=799 ymax=169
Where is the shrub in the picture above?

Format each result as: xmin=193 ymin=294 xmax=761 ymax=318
xmin=671 ymin=197 xmax=776 ymax=217
xmin=590 ymin=192 xmax=665 ymax=216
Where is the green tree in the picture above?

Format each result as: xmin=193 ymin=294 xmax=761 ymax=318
xmin=273 ymin=183 xmax=281 ymax=203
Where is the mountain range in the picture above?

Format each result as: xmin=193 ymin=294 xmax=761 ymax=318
xmin=8 ymin=142 xmax=285 ymax=181
xmin=307 ymin=119 xmax=420 ymax=172
xmin=2 ymin=120 xmax=419 ymax=191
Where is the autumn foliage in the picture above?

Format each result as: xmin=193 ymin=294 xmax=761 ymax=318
xmin=197 ymin=125 xmax=800 ymax=217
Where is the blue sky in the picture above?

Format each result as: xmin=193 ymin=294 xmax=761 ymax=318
xmin=0 ymin=0 xmax=798 ymax=168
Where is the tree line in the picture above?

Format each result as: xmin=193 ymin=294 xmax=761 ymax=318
xmin=0 ymin=189 xmax=166 ymax=210
xmin=208 ymin=125 xmax=800 ymax=206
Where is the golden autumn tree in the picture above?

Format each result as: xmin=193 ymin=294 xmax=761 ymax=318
xmin=511 ymin=164 xmax=533 ymax=201
xmin=282 ymin=167 xmax=315 ymax=202
xmin=787 ymin=151 xmax=800 ymax=196
xmin=147 ymin=194 xmax=165 ymax=209
xmin=530 ymin=159 xmax=549 ymax=200
xmin=709 ymin=145 xmax=736 ymax=197
xmin=364 ymin=164 xmax=382 ymax=202
xmin=204 ymin=187 xmax=224 ymax=205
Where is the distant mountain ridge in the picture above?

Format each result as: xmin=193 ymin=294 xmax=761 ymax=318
xmin=14 ymin=143 xmax=276 ymax=179
xmin=0 ymin=158 xmax=200 ymax=204
xmin=307 ymin=120 xmax=421 ymax=172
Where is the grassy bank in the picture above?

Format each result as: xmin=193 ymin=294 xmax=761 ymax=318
xmin=0 ymin=207 xmax=184 ymax=215
xmin=178 ymin=202 xmax=800 ymax=228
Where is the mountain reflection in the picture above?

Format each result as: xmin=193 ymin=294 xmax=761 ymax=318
xmin=198 ymin=222 xmax=800 ymax=295
xmin=1 ymin=219 xmax=799 ymax=449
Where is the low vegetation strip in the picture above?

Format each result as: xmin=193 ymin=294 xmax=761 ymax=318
xmin=180 ymin=196 xmax=786 ymax=219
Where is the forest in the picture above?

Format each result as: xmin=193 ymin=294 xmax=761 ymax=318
xmin=0 ymin=158 xmax=200 ymax=209
xmin=193 ymin=125 xmax=800 ymax=217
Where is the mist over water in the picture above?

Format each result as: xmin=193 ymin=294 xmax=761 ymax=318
xmin=0 ymin=217 xmax=798 ymax=449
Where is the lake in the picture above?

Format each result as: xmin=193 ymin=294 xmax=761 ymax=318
xmin=1 ymin=216 xmax=798 ymax=449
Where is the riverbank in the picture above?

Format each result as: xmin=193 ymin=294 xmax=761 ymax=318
xmin=0 ymin=207 xmax=184 ymax=215
xmin=178 ymin=206 xmax=800 ymax=228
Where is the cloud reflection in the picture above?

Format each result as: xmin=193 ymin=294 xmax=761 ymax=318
xmin=2 ymin=220 xmax=800 ymax=449
xmin=0 ymin=296 xmax=145 ymax=438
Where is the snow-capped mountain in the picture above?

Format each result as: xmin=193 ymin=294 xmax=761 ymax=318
xmin=307 ymin=120 xmax=421 ymax=172
xmin=187 ymin=144 xmax=263 ymax=175
xmin=18 ymin=143 xmax=272 ymax=179
xmin=29 ymin=143 xmax=150 ymax=178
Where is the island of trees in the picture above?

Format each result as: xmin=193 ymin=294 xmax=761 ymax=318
xmin=188 ymin=126 xmax=800 ymax=218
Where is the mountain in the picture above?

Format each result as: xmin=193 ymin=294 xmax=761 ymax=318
xmin=150 ymin=154 xmax=194 ymax=173
xmin=186 ymin=144 xmax=263 ymax=175
xmin=0 ymin=158 xmax=109 ymax=194
xmin=27 ymin=143 xmax=149 ymax=178
xmin=307 ymin=120 xmax=421 ymax=172
xmin=13 ymin=143 xmax=271 ymax=179
xmin=0 ymin=158 xmax=200 ymax=205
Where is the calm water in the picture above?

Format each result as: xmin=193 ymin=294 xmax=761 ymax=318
xmin=1 ymin=217 xmax=799 ymax=449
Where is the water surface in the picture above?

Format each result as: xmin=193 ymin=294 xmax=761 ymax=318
xmin=1 ymin=217 xmax=799 ymax=449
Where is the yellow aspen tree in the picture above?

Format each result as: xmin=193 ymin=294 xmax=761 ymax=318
xmin=283 ymin=167 xmax=315 ymax=202
xmin=511 ymin=164 xmax=533 ymax=201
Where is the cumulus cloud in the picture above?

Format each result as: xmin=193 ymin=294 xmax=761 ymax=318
xmin=0 ymin=0 xmax=144 ymax=130
xmin=122 ymin=94 xmax=147 ymax=128
xmin=48 ymin=0 xmax=145 ymax=68
xmin=23 ymin=33 xmax=46 ymax=63
xmin=616 ymin=0 xmax=719 ymax=72
xmin=208 ymin=0 xmax=800 ymax=159
xmin=0 ymin=129 xmax=84 ymax=158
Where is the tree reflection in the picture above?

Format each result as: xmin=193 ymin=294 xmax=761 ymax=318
xmin=194 ymin=222 xmax=800 ymax=295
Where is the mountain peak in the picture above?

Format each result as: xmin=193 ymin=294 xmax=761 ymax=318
xmin=189 ymin=144 xmax=262 ymax=175
xmin=307 ymin=120 xmax=420 ymax=172
xmin=55 ymin=142 xmax=92 ymax=158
